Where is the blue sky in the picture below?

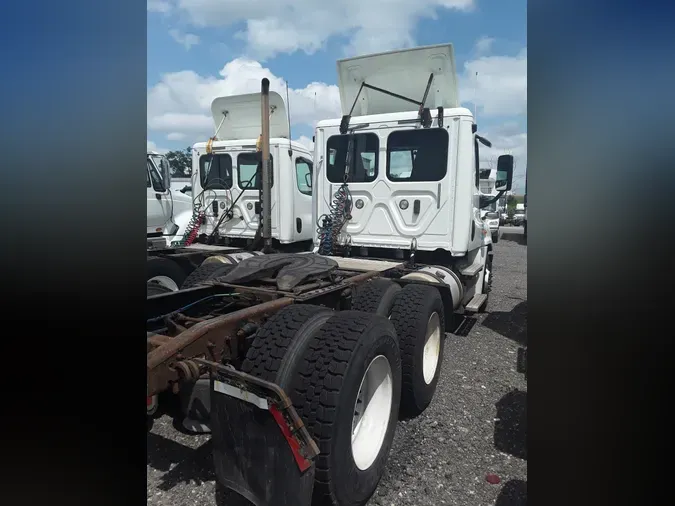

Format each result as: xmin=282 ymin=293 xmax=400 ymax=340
xmin=147 ymin=0 xmax=527 ymax=189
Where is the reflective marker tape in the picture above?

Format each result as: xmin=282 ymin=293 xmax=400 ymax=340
xmin=213 ymin=380 xmax=269 ymax=410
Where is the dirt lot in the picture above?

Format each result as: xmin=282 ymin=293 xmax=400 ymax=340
xmin=147 ymin=228 xmax=527 ymax=506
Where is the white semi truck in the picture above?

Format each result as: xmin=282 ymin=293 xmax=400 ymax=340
xmin=146 ymin=150 xmax=260 ymax=292
xmin=146 ymin=151 xmax=194 ymax=250
xmin=190 ymin=92 xmax=315 ymax=252
xmin=146 ymin=91 xmax=316 ymax=292
xmin=479 ymin=168 xmax=501 ymax=242
xmin=312 ymin=44 xmax=512 ymax=312
xmin=147 ymin=44 xmax=514 ymax=506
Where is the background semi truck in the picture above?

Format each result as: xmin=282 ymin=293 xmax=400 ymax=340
xmin=480 ymin=167 xmax=501 ymax=243
xmin=146 ymin=150 xmax=258 ymax=292
xmin=189 ymin=91 xmax=315 ymax=252
xmin=147 ymin=43 xmax=514 ymax=506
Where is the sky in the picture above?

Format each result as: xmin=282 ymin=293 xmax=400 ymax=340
xmin=147 ymin=0 xmax=527 ymax=191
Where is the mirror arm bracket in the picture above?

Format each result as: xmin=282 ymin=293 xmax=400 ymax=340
xmin=479 ymin=190 xmax=505 ymax=209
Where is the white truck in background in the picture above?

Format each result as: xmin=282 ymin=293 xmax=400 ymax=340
xmin=147 ymin=151 xmax=193 ymax=250
xmin=479 ymin=168 xmax=501 ymax=243
xmin=147 ymin=151 xmax=257 ymax=292
xmin=513 ymin=202 xmax=526 ymax=226
xmin=190 ymin=92 xmax=315 ymax=252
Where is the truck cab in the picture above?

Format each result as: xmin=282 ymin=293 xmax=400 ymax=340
xmin=312 ymin=43 xmax=513 ymax=311
xmin=146 ymin=151 xmax=192 ymax=249
xmin=191 ymin=92 xmax=314 ymax=251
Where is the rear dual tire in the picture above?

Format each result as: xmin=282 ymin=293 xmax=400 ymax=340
xmin=353 ymin=279 xmax=447 ymax=419
xmin=147 ymin=257 xmax=186 ymax=292
xmin=388 ymin=284 xmax=446 ymax=418
xmin=242 ymin=307 xmax=402 ymax=506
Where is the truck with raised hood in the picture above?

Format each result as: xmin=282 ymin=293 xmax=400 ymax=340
xmin=146 ymin=150 xmax=257 ymax=294
xmin=146 ymin=43 xmax=514 ymax=506
xmin=189 ymin=91 xmax=315 ymax=252
xmin=146 ymin=87 xmax=316 ymax=294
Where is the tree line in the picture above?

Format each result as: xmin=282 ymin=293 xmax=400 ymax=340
xmin=164 ymin=147 xmax=192 ymax=178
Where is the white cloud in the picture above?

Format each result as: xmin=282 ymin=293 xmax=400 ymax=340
xmin=295 ymin=135 xmax=314 ymax=151
xmin=147 ymin=140 xmax=169 ymax=154
xmin=148 ymin=0 xmax=172 ymax=13
xmin=147 ymin=58 xmax=341 ymax=142
xmin=175 ymin=0 xmax=474 ymax=59
xmin=169 ymin=29 xmax=201 ymax=50
xmin=460 ymin=47 xmax=527 ymax=118
xmin=474 ymin=36 xmax=495 ymax=55
xmin=148 ymin=44 xmax=527 ymax=186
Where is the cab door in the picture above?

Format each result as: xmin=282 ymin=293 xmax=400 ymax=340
xmin=292 ymin=155 xmax=313 ymax=242
xmin=146 ymin=157 xmax=171 ymax=234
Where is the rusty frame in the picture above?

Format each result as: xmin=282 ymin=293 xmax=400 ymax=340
xmin=146 ymin=268 xmax=385 ymax=396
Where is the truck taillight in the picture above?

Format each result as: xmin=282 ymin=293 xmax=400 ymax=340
xmin=147 ymin=396 xmax=152 ymax=406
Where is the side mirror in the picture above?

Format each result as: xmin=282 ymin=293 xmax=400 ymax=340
xmin=495 ymin=154 xmax=514 ymax=192
xmin=159 ymin=158 xmax=172 ymax=189
xmin=305 ymin=172 xmax=312 ymax=188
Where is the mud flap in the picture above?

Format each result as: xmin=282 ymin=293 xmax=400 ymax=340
xmin=205 ymin=361 xmax=318 ymax=506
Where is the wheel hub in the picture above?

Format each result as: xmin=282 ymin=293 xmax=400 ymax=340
xmin=422 ymin=312 xmax=442 ymax=384
xmin=351 ymin=355 xmax=393 ymax=471
xmin=148 ymin=275 xmax=179 ymax=291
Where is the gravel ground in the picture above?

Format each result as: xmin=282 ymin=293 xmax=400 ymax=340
xmin=147 ymin=228 xmax=527 ymax=506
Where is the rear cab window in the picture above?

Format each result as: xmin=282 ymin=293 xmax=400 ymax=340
xmin=237 ymin=152 xmax=273 ymax=190
xmin=326 ymin=133 xmax=379 ymax=183
xmin=200 ymin=154 xmax=232 ymax=190
xmin=386 ymin=128 xmax=449 ymax=182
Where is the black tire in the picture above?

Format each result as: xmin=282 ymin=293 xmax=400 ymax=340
xmin=242 ymin=308 xmax=402 ymax=506
xmin=350 ymin=278 xmax=401 ymax=317
xmin=240 ymin=304 xmax=334 ymax=384
xmin=181 ymin=262 xmax=236 ymax=289
xmin=492 ymin=230 xmax=500 ymax=243
xmin=147 ymin=257 xmax=186 ymax=289
xmin=294 ymin=311 xmax=401 ymax=506
xmin=389 ymin=284 xmax=446 ymax=418
xmin=147 ymin=281 xmax=174 ymax=297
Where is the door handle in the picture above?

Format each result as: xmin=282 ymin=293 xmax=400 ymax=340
xmin=413 ymin=199 xmax=421 ymax=215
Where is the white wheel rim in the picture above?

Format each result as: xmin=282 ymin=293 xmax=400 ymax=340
xmin=422 ymin=312 xmax=442 ymax=384
xmin=484 ymin=261 xmax=491 ymax=290
xmin=148 ymin=275 xmax=179 ymax=291
xmin=351 ymin=355 xmax=393 ymax=471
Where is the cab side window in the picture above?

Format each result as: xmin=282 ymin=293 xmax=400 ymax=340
xmin=148 ymin=160 xmax=165 ymax=192
xmin=295 ymin=157 xmax=312 ymax=195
